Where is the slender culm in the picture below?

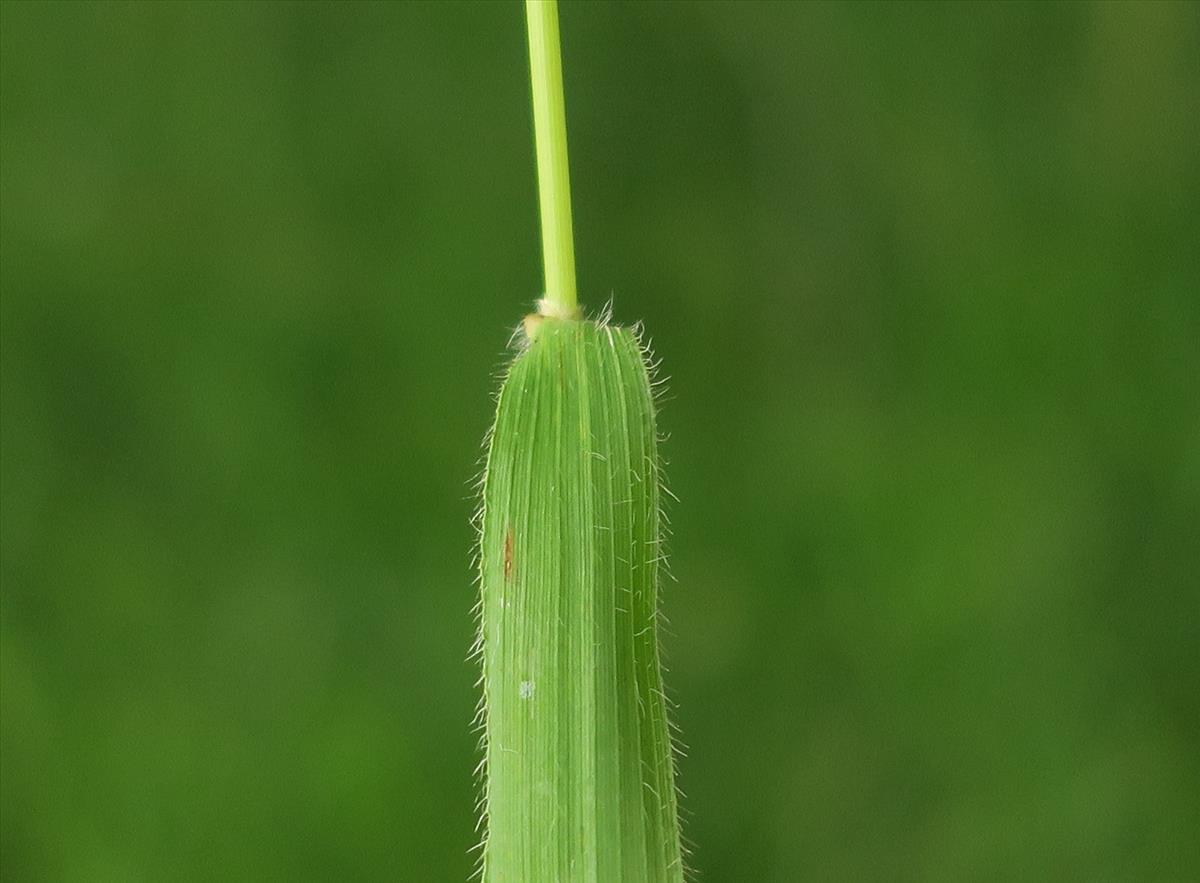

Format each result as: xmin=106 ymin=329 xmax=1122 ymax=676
xmin=525 ymin=0 xmax=577 ymax=315
xmin=477 ymin=319 xmax=682 ymax=881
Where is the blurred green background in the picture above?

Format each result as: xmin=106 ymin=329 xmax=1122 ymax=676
xmin=2 ymin=1 xmax=1198 ymax=880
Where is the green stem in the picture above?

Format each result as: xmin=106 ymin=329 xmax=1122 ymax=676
xmin=526 ymin=0 xmax=578 ymax=315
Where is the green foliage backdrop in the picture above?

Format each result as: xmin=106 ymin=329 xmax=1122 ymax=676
xmin=2 ymin=1 xmax=1197 ymax=879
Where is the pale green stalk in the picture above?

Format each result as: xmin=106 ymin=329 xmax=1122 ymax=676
xmin=526 ymin=0 xmax=577 ymax=316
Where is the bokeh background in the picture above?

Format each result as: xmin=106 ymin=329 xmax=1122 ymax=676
xmin=2 ymin=1 xmax=1198 ymax=880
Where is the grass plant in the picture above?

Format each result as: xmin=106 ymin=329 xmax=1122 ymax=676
xmin=472 ymin=3 xmax=684 ymax=880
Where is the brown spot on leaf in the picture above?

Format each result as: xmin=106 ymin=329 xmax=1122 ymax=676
xmin=503 ymin=526 xmax=514 ymax=582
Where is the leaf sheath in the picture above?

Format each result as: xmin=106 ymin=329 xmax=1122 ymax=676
xmin=478 ymin=319 xmax=682 ymax=882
